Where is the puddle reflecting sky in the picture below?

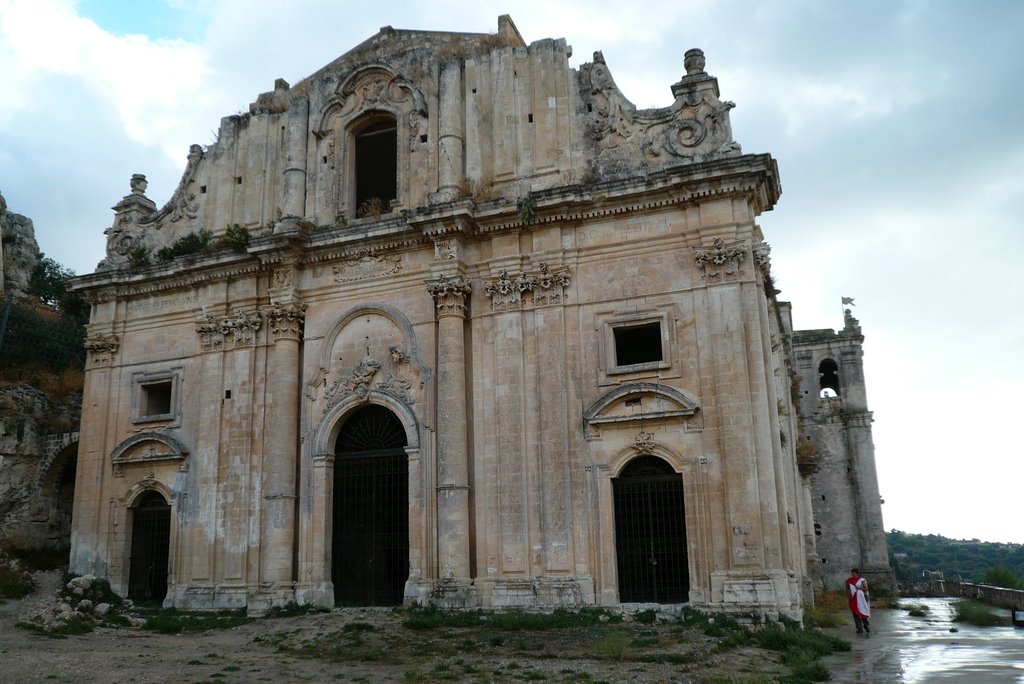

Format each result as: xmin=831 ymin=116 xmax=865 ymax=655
xmin=827 ymin=597 xmax=1024 ymax=683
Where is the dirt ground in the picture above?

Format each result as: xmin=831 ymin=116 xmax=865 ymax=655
xmin=0 ymin=571 xmax=791 ymax=684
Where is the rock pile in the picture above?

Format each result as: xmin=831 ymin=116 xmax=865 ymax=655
xmin=20 ymin=574 xmax=145 ymax=632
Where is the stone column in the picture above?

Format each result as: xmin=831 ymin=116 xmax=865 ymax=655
xmin=260 ymin=303 xmax=306 ymax=588
xmin=276 ymin=94 xmax=309 ymax=233
xmin=426 ymin=275 xmax=473 ymax=591
xmin=436 ymin=61 xmax=465 ymax=200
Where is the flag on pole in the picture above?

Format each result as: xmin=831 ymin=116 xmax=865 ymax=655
xmin=841 ymin=297 xmax=855 ymax=306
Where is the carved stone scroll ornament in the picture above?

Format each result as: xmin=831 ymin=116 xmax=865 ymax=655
xmin=581 ymin=49 xmax=742 ymax=166
xmin=264 ymin=303 xmax=307 ymax=341
xmin=324 ymin=355 xmax=381 ymax=408
xmin=84 ymin=334 xmax=120 ymax=365
xmin=139 ymin=144 xmax=203 ymax=226
xmin=693 ymin=238 xmax=746 ymax=281
xmin=426 ymin=275 xmax=472 ymax=318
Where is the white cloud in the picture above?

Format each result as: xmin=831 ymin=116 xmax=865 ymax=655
xmin=0 ymin=0 xmax=208 ymax=160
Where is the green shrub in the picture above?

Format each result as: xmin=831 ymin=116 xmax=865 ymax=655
xmin=156 ymin=229 xmax=213 ymax=261
xmin=634 ymin=608 xmax=658 ymax=624
xmin=128 ymin=245 xmax=150 ymax=267
xmin=951 ymin=600 xmax=1006 ymax=626
xmin=0 ymin=563 xmax=35 ymax=600
xmin=220 ymin=224 xmax=251 ymax=253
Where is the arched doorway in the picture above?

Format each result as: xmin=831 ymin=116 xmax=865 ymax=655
xmin=613 ymin=456 xmax=689 ymax=603
xmin=127 ymin=491 xmax=170 ymax=603
xmin=332 ymin=404 xmax=409 ymax=605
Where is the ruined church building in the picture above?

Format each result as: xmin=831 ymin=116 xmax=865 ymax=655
xmin=69 ymin=17 xmax=892 ymax=616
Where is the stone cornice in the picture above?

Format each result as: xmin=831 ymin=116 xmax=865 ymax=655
xmin=70 ymin=154 xmax=779 ymax=296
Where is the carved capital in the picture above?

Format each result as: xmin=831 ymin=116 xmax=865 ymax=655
xmin=85 ymin=334 xmax=119 ymax=366
xmin=427 ymin=275 xmax=471 ymax=318
xmin=482 ymin=263 xmax=571 ymax=311
xmin=265 ymin=303 xmax=307 ymax=341
xmin=196 ymin=309 xmax=264 ymax=350
xmin=694 ymin=238 xmax=746 ymax=282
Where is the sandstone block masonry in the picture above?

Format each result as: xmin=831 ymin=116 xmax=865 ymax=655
xmin=67 ymin=15 xmax=889 ymax=616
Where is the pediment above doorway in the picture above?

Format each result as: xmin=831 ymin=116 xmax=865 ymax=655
xmin=583 ymin=383 xmax=701 ymax=439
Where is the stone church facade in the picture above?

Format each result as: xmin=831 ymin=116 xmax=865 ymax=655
xmin=68 ymin=17 xmax=889 ymax=615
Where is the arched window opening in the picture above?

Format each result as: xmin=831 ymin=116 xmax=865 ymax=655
xmin=333 ymin=404 xmax=409 ymax=606
xmin=613 ymin=456 xmax=689 ymax=603
xmin=353 ymin=115 xmax=397 ymax=218
xmin=818 ymin=358 xmax=840 ymax=397
xmin=128 ymin=491 xmax=170 ymax=604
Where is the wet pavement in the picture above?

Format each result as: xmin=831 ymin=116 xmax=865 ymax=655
xmin=825 ymin=597 xmax=1024 ymax=682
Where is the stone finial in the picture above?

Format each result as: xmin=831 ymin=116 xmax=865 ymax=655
xmin=129 ymin=174 xmax=148 ymax=196
xmin=683 ymin=48 xmax=706 ymax=76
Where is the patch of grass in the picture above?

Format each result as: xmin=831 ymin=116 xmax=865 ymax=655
xmin=265 ymin=601 xmax=327 ymax=618
xmin=678 ymin=607 xmax=747 ymax=638
xmin=634 ymin=609 xmax=658 ymax=624
xmin=802 ymin=604 xmax=846 ymax=629
xmin=750 ymin=621 xmax=848 ymax=683
xmin=900 ymin=602 xmax=929 ymax=617
xmin=140 ymin=608 xmax=251 ymax=634
xmin=342 ymin=621 xmax=376 ymax=632
xmin=951 ymin=600 xmax=1006 ymax=626
xmin=402 ymin=606 xmax=622 ymax=631
xmin=591 ymin=630 xmax=632 ymax=661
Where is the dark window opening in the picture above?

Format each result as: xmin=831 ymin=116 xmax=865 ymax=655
xmin=224 ymin=389 xmax=232 ymax=400
xmin=199 ymin=185 xmax=207 ymax=194
xmin=141 ymin=381 xmax=172 ymax=417
xmin=527 ymin=113 xmax=533 ymax=123
xmin=818 ymin=358 xmax=840 ymax=396
xmin=354 ymin=117 xmax=397 ymax=216
xmin=419 ymin=134 xmax=427 ymax=143
xmin=814 ymin=523 xmax=822 ymax=537
xmin=614 ymin=323 xmax=663 ymax=367
xmin=234 ymin=176 xmax=242 ymax=185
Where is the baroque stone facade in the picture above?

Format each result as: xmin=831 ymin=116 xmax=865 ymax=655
xmin=68 ymin=16 xmax=889 ymax=616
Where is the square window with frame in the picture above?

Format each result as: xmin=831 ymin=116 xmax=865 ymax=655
xmin=132 ymin=369 xmax=181 ymax=424
xmin=601 ymin=312 xmax=672 ymax=377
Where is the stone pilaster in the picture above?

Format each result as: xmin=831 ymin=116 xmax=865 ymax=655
xmin=426 ymin=274 xmax=474 ymax=601
xmin=259 ymin=302 xmax=306 ymax=589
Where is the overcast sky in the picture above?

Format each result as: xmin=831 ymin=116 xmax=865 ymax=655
xmin=2 ymin=0 xmax=1022 ymax=544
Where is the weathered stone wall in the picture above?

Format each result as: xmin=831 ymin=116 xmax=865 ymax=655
xmin=789 ymin=311 xmax=894 ymax=595
xmin=0 ymin=385 xmax=80 ymax=552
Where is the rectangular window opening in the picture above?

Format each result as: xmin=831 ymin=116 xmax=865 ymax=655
xmin=142 ymin=381 xmax=173 ymax=417
xmin=613 ymin=323 xmax=663 ymax=367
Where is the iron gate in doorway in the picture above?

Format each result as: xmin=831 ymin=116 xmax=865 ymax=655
xmin=127 ymin=491 xmax=170 ymax=603
xmin=613 ymin=456 xmax=690 ymax=603
xmin=332 ymin=405 xmax=409 ymax=606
